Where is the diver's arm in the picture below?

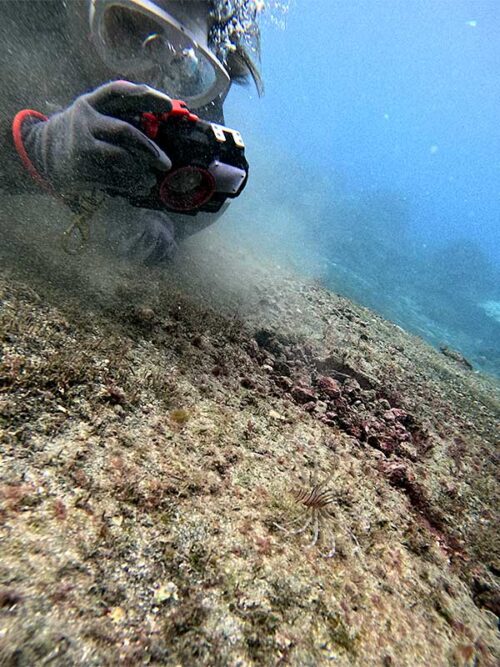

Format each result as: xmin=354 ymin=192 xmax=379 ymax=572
xmin=0 ymin=0 xmax=67 ymax=195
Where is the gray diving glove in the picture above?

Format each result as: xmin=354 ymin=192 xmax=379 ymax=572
xmin=18 ymin=81 xmax=172 ymax=196
xmin=103 ymin=198 xmax=178 ymax=266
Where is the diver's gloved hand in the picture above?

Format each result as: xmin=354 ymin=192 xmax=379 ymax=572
xmin=18 ymin=81 xmax=172 ymax=196
xmin=104 ymin=200 xmax=178 ymax=266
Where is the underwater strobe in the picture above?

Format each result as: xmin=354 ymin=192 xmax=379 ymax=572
xmin=130 ymin=100 xmax=249 ymax=214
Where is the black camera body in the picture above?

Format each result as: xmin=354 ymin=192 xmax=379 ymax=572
xmin=129 ymin=100 xmax=249 ymax=215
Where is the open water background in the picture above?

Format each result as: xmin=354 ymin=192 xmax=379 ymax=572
xmin=223 ymin=0 xmax=500 ymax=376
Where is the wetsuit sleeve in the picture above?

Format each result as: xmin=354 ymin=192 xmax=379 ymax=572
xmin=0 ymin=0 xmax=68 ymax=195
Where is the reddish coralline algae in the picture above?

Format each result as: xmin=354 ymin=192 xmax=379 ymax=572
xmin=291 ymin=385 xmax=317 ymax=404
xmin=283 ymin=364 xmax=424 ymax=462
xmin=316 ymin=375 xmax=342 ymax=398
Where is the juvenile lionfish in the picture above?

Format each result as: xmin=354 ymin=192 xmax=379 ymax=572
xmin=274 ymin=475 xmax=337 ymax=558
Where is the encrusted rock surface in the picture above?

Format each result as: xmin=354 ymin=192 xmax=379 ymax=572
xmin=0 ymin=223 xmax=499 ymax=665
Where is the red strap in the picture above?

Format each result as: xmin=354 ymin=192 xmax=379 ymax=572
xmin=168 ymin=99 xmax=199 ymax=122
xmin=12 ymin=109 xmax=54 ymax=194
xmin=141 ymin=100 xmax=199 ymax=140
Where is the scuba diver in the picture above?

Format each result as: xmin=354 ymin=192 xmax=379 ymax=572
xmin=0 ymin=0 xmax=263 ymax=263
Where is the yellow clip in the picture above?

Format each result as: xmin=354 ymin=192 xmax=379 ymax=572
xmin=60 ymin=191 xmax=104 ymax=255
xmin=61 ymin=212 xmax=91 ymax=255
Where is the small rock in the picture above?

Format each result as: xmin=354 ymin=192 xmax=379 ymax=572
xmin=108 ymin=606 xmax=126 ymax=624
xmin=275 ymin=376 xmax=293 ymax=391
xmin=314 ymin=400 xmax=328 ymax=414
xmin=384 ymin=408 xmax=408 ymax=422
xmin=443 ymin=483 xmax=457 ymax=497
xmin=154 ymin=582 xmax=178 ymax=604
xmin=246 ymin=340 xmax=260 ymax=358
xmin=134 ymin=306 xmax=155 ymax=323
xmin=383 ymin=409 xmax=396 ymax=422
xmin=439 ymin=345 xmax=473 ymax=370
xmin=274 ymin=360 xmax=291 ymax=376
xmin=169 ymin=408 xmax=190 ymax=425
xmin=346 ymin=424 xmax=362 ymax=438
xmin=191 ymin=334 xmax=209 ymax=349
xmin=240 ymin=376 xmax=255 ymax=389
xmin=104 ymin=384 xmax=127 ymax=405
xmin=0 ymin=589 xmax=23 ymax=608
xmin=343 ymin=378 xmax=361 ymax=395
xmin=381 ymin=461 xmax=415 ymax=488
xmin=291 ymin=385 xmax=317 ymax=404
xmin=321 ymin=414 xmax=338 ymax=426
xmin=316 ymin=375 xmax=342 ymax=398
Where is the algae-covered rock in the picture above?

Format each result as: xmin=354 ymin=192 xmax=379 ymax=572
xmin=0 ymin=236 xmax=499 ymax=665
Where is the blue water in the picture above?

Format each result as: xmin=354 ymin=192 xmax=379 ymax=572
xmin=224 ymin=0 xmax=500 ymax=376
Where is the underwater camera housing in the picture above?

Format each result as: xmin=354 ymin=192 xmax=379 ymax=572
xmin=129 ymin=100 xmax=248 ymax=214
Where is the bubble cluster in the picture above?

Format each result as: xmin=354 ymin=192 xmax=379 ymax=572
xmin=208 ymin=0 xmax=264 ymax=62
